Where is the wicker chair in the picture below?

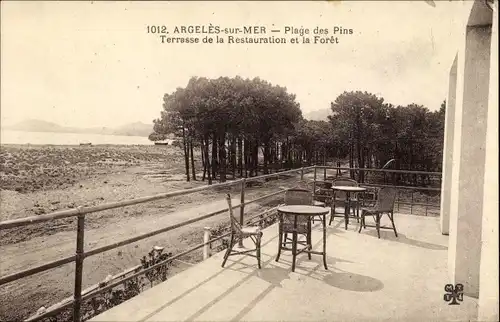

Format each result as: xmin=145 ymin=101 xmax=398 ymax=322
xmin=313 ymin=181 xmax=333 ymax=208
xmin=221 ymin=194 xmax=263 ymax=268
xmin=276 ymin=188 xmax=313 ymax=263
xmin=358 ymin=187 xmax=398 ymax=238
xmin=293 ymin=181 xmax=327 ymax=223
xmin=329 ymin=178 xmax=360 ymax=225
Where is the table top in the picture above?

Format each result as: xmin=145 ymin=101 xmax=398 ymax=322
xmin=331 ymin=186 xmax=367 ymax=192
xmin=277 ymin=205 xmax=330 ymax=216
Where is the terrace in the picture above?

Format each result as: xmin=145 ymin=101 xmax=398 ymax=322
xmin=89 ymin=212 xmax=478 ymax=322
xmin=2 ymin=164 xmax=476 ymax=322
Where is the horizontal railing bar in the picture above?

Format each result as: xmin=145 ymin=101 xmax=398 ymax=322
xmin=30 ymin=263 xmax=143 ymax=319
xmin=359 ymin=183 xmax=441 ymax=191
xmin=1 ymin=190 xmax=287 ymax=287
xmin=245 ymin=206 xmax=280 ymax=224
xmin=316 ymin=166 xmax=441 ymax=176
xmin=25 ymin=232 xmax=232 ymax=321
xmin=396 ymin=201 xmax=440 ymax=208
xmin=24 ymin=299 xmax=74 ymax=322
xmin=2 ymin=167 xmax=313 ymax=230
xmin=245 ymin=166 xmax=314 ymax=183
xmin=0 ymin=255 xmax=76 ymax=286
xmin=81 ymin=233 xmax=231 ymax=302
xmin=0 ymin=179 xmax=244 ymax=229
xmin=1 ymin=205 xmax=240 ymax=286
xmin=0 ymin=208 xmax=83 ymax=230
xmin=243 ymin=189 xmax=287 ymax=206
xmin=84 ymin=205 xmax=240 ymax=258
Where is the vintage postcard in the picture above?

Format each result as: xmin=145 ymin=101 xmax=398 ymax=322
xmin=0 ymin=1 xmax=498 ymax=321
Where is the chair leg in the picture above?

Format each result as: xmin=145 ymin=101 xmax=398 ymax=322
xmin=257 ymin=233 xmax=262 ymax=269
xmin=358 ymin=210 xmax=364 ymax=233
xmin=375 ymin=214 xmax=381 ymax=239
xmin=307 ymin=221 xmax=312 ymax=260
xmin=283 ymin=233 xmax=288 ymax=247
xmin=276 ymin=230 xmax=283 ymax=262
xmin=389 ymin=211 xmax=398 ymax=237
xmin=221 ymin=233 xmax=235 ymax=267
xmin=291 ymin=231 xmax=298 ymax=272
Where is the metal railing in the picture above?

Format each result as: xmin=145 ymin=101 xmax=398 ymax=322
xmin=314 ymin=166 xmax=442 ymax=216
xmin=0 ymin=166 xmax=315 ymax=322
xmin=0 ymin=165 xmax=442 ymax=322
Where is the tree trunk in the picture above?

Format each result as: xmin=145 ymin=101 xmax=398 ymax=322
xmin=349 ymin=139 xmax=355 ymax=179
xmin=231 ymin=136 xmax=236 ymax=179
xmin=253 ymin=140 xmax=259 ymax=176
xmin=263 ymin=142 xmax=269 ymax=174
xmin=182 ymin=125 xmax=190 ymax=182
xmin=218 ymin=131 xmax=227 ymax=182
xmin=279 ymin=142 xmax=283 ymax=169
xmin=238 ymin=137 xmax=243 ymax=177
xmin=211 ymin=133 xmax=218 ymax=181
xmin=205 ymin=136 xmax=212 ymax=185
xmin=190 ymin=138 xmax=196 ymax=181
xmin=201 ymin=140 xmax=206 ymax=181
xmin=244 ymin=138 xmax=249 ymax=178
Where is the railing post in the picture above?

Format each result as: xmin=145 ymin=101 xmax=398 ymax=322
xmin=410 ymin=191 xmax=414 ymax=215
xmin=239 ymin=178 xmax=246 ymax=247
xmin=323 ymin=167 xmax=326 ymax=180
xmin=300 ymin=167 xmax=304 ymax=180
xmin=73 ymin=209 xmax=85 ymax=322
xmin=203 ymin=227 xmax=211 ymax=260
xmin=313 ymin=166 xmax=317 ymax=195
xmin=397 ymin=194 xmax=400 ymax=212
xmin=425 ymin=196 xmax=429 ymax=216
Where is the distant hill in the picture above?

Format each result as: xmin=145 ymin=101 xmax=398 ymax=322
xmin=5 ymin=119 xmax=67 ymax=132
xmin=112 ymin=122 xmax=152 ymax=137
xmin=5 ymin=119 xmax=154 ymax=137
xmin=304 ymin=108 xmax=332 ymax=121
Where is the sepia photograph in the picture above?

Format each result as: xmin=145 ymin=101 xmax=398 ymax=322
xmin=0 ymin=1 xmax=498 ymax=321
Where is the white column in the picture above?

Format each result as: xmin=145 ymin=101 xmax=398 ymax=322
xmin=478 ymin=2 xmax=498 ymax=320
xmin=440 ymin=56 xmax=458 ymax=235
xmin=448 ymin=23 xmax=492 ymax=297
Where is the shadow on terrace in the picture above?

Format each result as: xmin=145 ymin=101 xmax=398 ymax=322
xmin=89 ymin=213 xmax=477 ymax=322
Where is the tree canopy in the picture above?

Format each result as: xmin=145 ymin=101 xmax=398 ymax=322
xmin=151 ymin=78 xmax=445 ymax=185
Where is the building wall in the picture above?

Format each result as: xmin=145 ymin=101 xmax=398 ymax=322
xmin=439 ymin=56 xmax=457 ymax=235
xmin=447 ymin=0 xmax=494 ymax=299
xmin=478 ymin=2 xmax=499 ymax=320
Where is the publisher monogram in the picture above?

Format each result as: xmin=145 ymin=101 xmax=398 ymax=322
xmin=444 ymin=284 xmax=464 ymax=305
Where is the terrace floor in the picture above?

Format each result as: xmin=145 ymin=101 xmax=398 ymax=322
xmin=90 ymin=213 xmax=478 ymax=322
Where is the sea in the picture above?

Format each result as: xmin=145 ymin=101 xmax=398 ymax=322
xmin=0 ymin=130 xmax=153 ymax=146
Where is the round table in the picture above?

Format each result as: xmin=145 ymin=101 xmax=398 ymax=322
xmin=276 ymin=205 xmax=330 ymax=272
xmin=331 ymin=186 xmax=367 ymax=230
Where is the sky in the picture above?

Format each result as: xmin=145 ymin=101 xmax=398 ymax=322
xmin=1 ymin=1 xmax=467 ymax=128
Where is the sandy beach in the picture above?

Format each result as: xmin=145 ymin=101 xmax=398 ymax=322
xmin=0 ymin=144 xmax=291 ymax=320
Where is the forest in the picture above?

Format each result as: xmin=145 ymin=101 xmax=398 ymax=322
xmin=149 ymin=76 xmax=445 ymax=185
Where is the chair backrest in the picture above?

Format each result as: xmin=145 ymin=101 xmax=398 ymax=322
xmin=283 ymin=189 xmax=311 ymax=227
xmin=284 ymin=188 xmax=313 ymax=205
xmin=332 ymin=178 xmax=359 ymax=200
xmin=294 ymin=180 xmax=311 ymax=190
xmin=315 ymin=181 xmax=333 ymax=189
xmin=332 ymin=178 xmax=359 ymax=187
xmin=225 ymin=194 xmax=242 ymax=233
xmin=373 ymin=187 xmax=398 ymax=212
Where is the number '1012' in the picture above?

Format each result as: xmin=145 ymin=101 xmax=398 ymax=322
xmin=147 ymin=26 xmax=167 ymax=33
